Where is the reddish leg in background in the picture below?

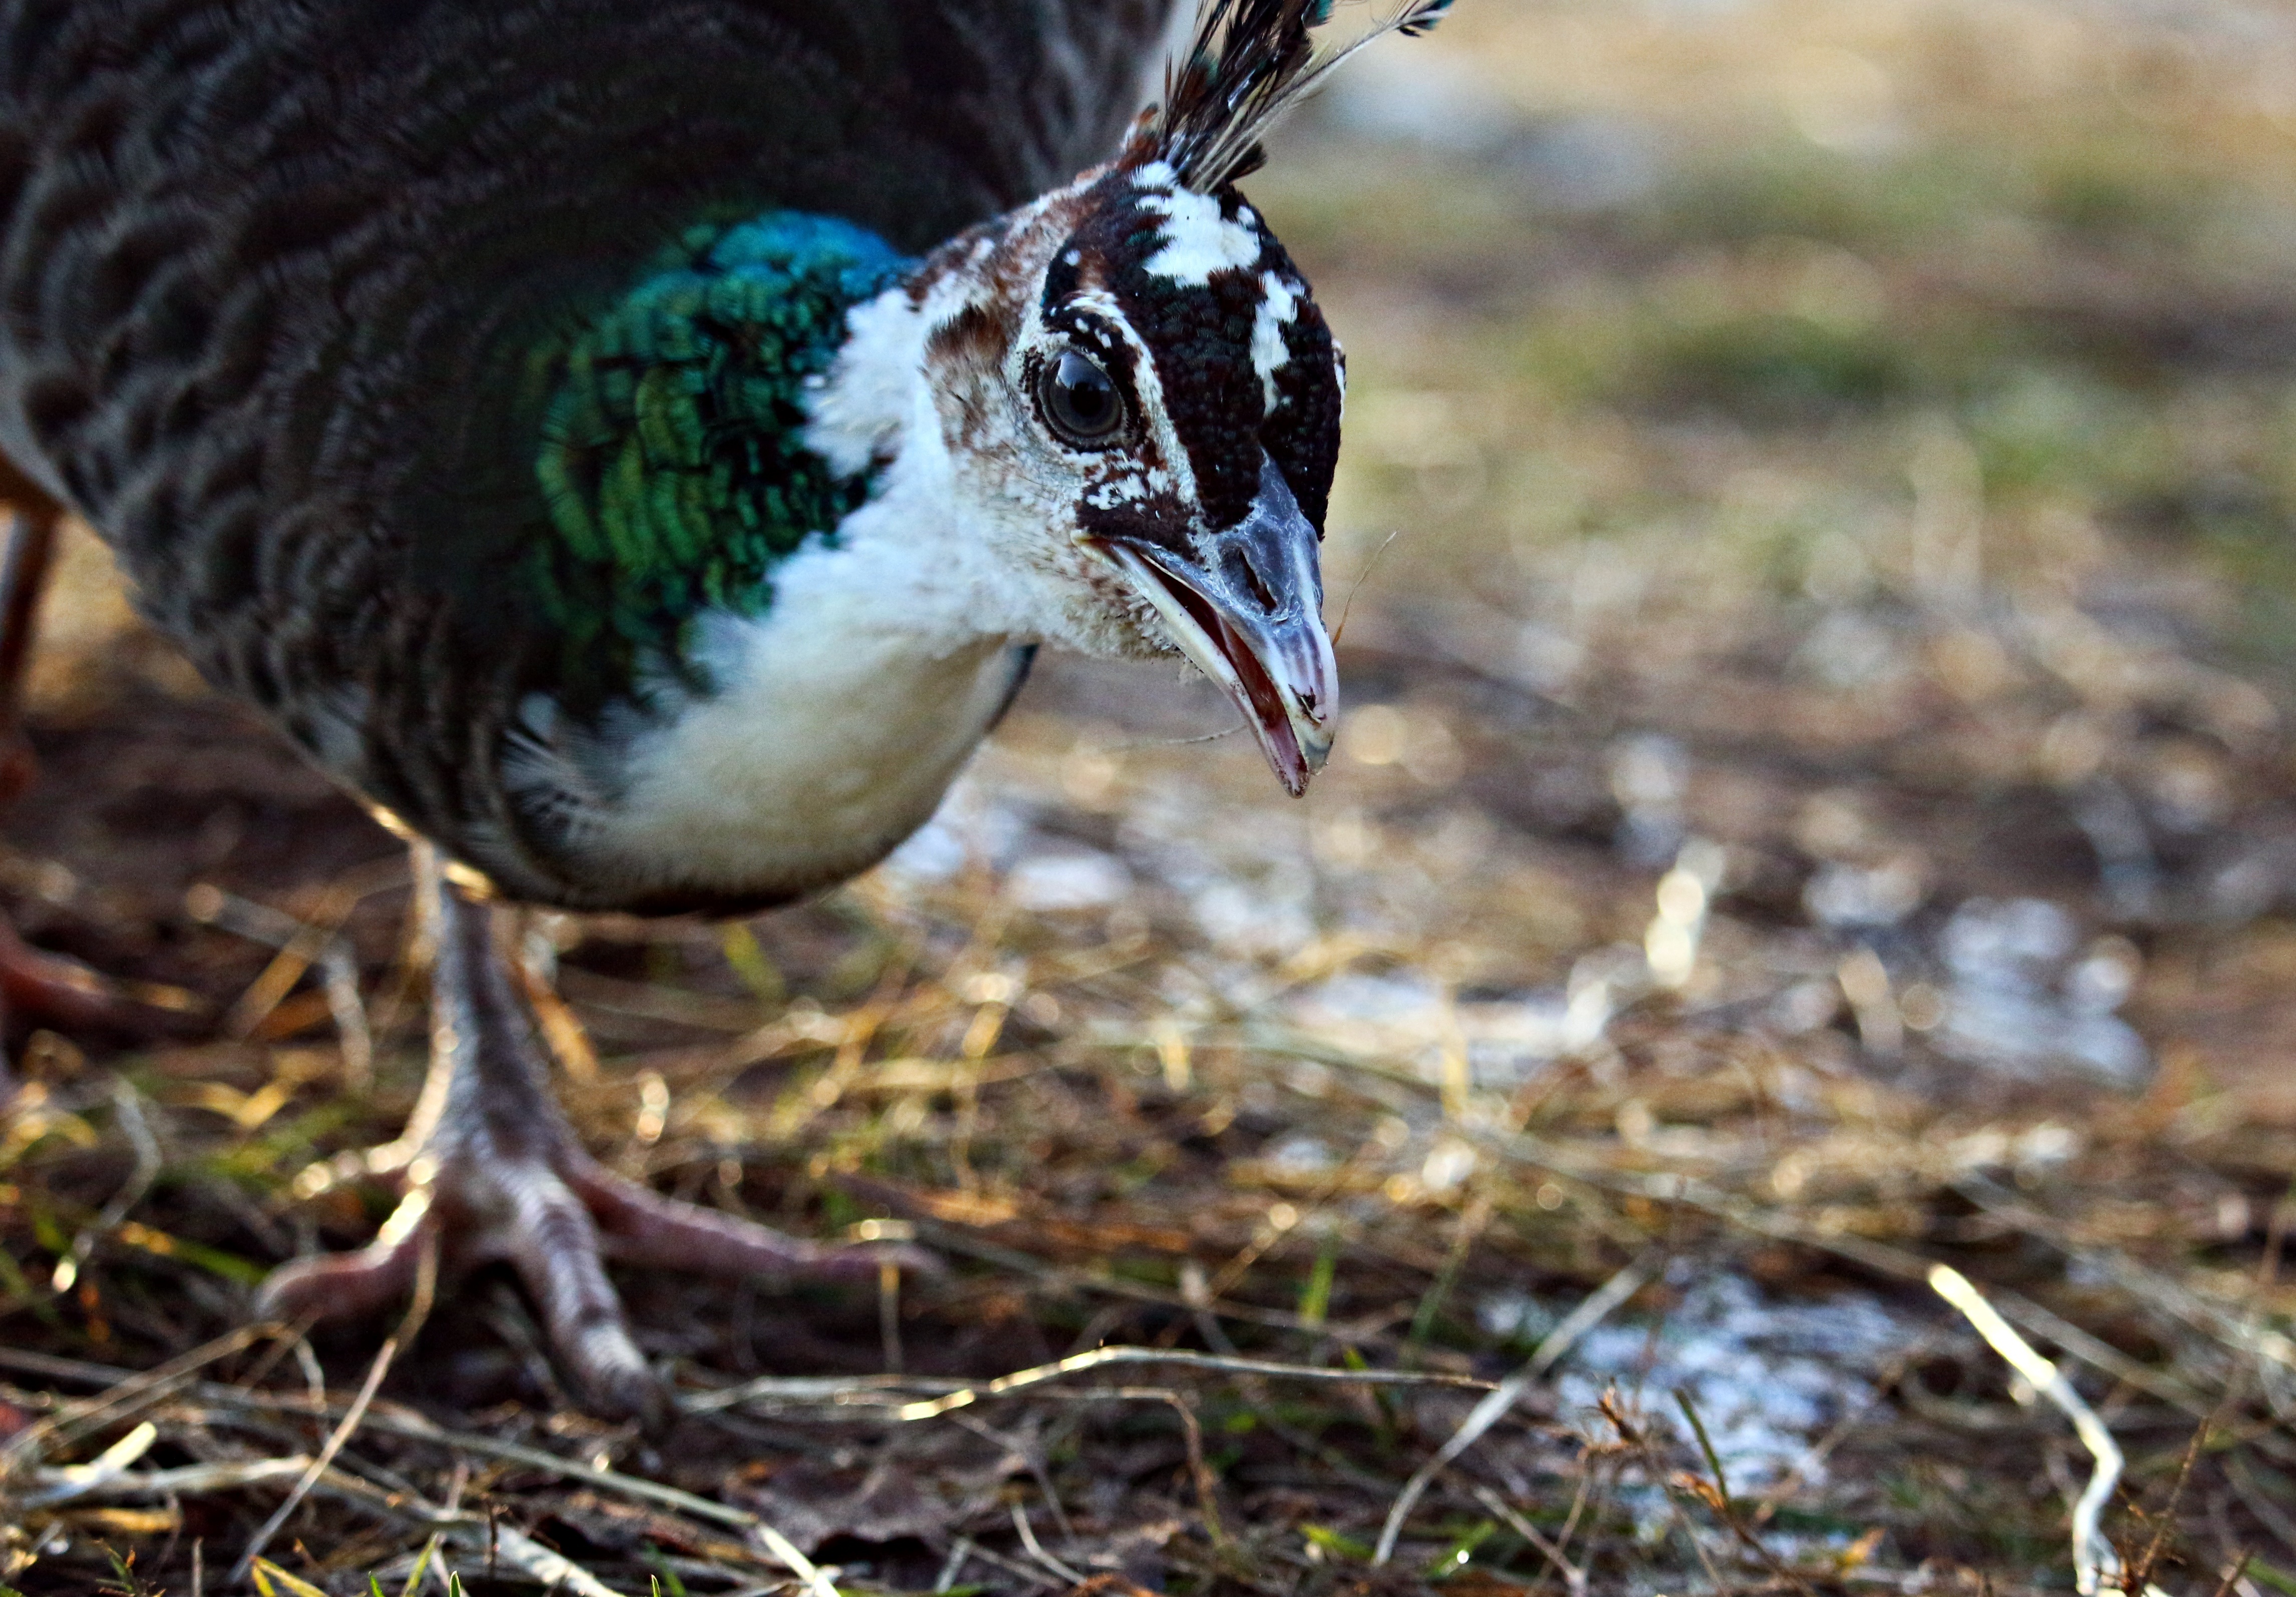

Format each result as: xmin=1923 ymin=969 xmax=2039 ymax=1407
xmin=0 ymin=482 xmax=169 ymax=1109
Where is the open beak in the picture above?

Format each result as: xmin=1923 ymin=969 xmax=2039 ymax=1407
xmin=1090 ymin=457 xmax=1338 ymax=796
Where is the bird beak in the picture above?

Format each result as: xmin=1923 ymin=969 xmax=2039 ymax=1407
xmin=1090 ymin=457 xmax=1338 ymax=796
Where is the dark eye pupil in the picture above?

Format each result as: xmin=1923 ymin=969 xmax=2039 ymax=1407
xmin=1043 ymin=349 xmax=1122 ymax=445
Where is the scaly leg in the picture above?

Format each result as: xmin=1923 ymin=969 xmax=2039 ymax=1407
xmin=0 ymin=490 xmax=178 ymax=1111
xmin=259 ymin=852 xmax=926 ymax=1421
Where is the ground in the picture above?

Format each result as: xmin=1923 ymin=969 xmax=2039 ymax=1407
xmin=3 ymin=1 xmax=2295 ymax=1593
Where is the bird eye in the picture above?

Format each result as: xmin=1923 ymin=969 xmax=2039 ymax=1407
xmin=1036 ymin=348 xmax=1126 ymax=448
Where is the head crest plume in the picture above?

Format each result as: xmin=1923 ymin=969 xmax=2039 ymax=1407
xmin=1143 ymin=0 xmax=1455 ymax=193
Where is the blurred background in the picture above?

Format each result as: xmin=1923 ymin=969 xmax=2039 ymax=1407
xmin=6 ymin=2 xmax=2296 ymax=1591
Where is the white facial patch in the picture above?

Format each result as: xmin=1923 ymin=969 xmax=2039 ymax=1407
xmin=1136 ymin=181 xmax=1262 ymax=285
xmin=1084 ymin=462 xmax=1174 ymax=510
xmin=1088 ymin=473 xmax=1148 ymax=509
xmin=1250 ymin=270 xmax=1301 ymax=415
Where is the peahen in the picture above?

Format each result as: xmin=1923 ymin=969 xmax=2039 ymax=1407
xmin=0 ymin=0 xmax=1447 ymax=1417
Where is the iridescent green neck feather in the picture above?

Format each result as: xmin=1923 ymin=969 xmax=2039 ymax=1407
xmin=526 ymin=213 xmax=911 ymax=709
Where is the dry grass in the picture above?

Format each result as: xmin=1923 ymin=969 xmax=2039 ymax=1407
xmin=6 ymin=0 xmax=2296 ymax=1591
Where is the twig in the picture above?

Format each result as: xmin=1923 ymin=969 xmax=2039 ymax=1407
xmin=940 ymin=1382 xmax=1227 ymax=1544
xmin=235 ymin=1227 xmax=436 ymax=1581
xmin=1546 ymin=1445 xmax=1603 ymax=1587
xmin=935 ymin=1534 xmax=1058 ymax=1590
xmin=949 ymin=1411 xmax=1074 ymax=1545
xmin=1471 ymin=1482 xmax=1588 ymax=1597
xmin=230 ymin=1328 xmax=403 ymax=1582
xmin=1373 ymin=1250 xmax=1659 ymax=1563
xmin=678 ymin=1370 xmax=937 ymax=1413
xmin=361 ymin=1410 xmax=782 ymax=1532
xmin=1011 ymin=1502 xmax=1086 ymax=1585
xmin=321 ymin=940 xmax=373 ymax=1087
xmin=12 ymin=1419 xmax=158 ymax=1509
xmin=901 ymin=1220 xmax=1407 ymax=1346
xmin=33 ymin=1428 xmax=594 ymax=1595
xmin=0 ymin=1322 xmax=278 ymax=1475
xmin=2227 ymin=1456 xmax=2296 ymax=1559
xmin=400 ymin=1459 xmax=465 ymax=1597
xmin=886 ymin=1344 xmax=1496 ymax=1421
xmin=1930 ymin=1263 xmax=2161 ymax=1597
xmin=1114 ymin=1385 xmax=1224 ymax=1548
xmin=478 ymin=1523 xmax=616 ymax=1596
xmin=879 ymin=1258 xmax=905 ymax=1375
xmin=51 ymin=1077 xmax=162 ymax=1294
xmin=1674 ymin=1388 xmax=1820 ymax=1597
xmin=2130 ymin=1381 xmax=2240 ymax=1593
xmin=0 ymin=1346 xmax=129 ymax=1386
xmin=291 ymin=1399 xmax=840 ymax=1594
xmin=752 ymin=1522 xmax=841 ymax=1597
xmin=21 ymin=1453 xmax=349 ymax=1510
xmin=1331 ymin=526 xmax=1404 ymax=646
xmin=1954 ymin=1179 xmax=2296 ymax=1381
xmin=690 ymin=1342 xmax=1492 ymax=1419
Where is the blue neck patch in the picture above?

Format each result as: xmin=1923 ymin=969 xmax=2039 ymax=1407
xmin=527 ymin=212 xmax=912 ymax=710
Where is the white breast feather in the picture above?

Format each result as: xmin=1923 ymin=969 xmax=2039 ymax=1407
xmin=507 ymin=277 xmax=1030 ymax=904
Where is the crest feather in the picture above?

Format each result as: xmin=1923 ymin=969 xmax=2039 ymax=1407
xmin=1146 ymin=0 xmax=1455 ymax=192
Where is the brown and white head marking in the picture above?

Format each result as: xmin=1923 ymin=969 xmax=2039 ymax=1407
xmin=891 ymin=0 xmax=1454 ymax=795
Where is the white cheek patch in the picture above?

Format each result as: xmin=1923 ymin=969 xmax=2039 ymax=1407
xmin=1137 ymin=183 xmax=1263 ymax=285
xmin=1251 ymin=270 xmax=1301 ymax=416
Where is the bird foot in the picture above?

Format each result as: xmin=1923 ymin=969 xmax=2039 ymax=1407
xmin=258 ymin=864 xmax=929 ymax=1422
xmin=261 ymin=1130 xmax=924 ymax=1423
xmin=0 ymin=914 xmax=191 ymax=1037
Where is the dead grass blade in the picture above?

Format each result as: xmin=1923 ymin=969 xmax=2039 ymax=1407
xmin=1372 ymin=1249 xmax=1660 ymax=1563
xmin=1930 ymin=1263 xmax=2162 ymax=1597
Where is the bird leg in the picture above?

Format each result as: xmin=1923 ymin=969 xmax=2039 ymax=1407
xmin=259 ymin=856 xmax=923 ymax=1421
xmin=0 ymin=487 xmax=60 ymax=806
xmin=0 ymin=490 xmax=180 ymax=1112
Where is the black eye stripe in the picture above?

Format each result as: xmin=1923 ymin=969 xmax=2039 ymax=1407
xmin=1045 ymin=172 xmax=1342 ymax=531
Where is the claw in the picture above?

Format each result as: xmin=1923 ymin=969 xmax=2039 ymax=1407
xmin=264 ymin=1142 xmax=919 ymax=1423
xmin=261 ymin=858 xmax=927 ymax=1421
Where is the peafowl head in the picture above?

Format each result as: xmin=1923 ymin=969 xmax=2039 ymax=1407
xmin=817 ymin=1 xmax=1451 ymax=797
xmin=912 ymin=159 xmax=1340 ymax=796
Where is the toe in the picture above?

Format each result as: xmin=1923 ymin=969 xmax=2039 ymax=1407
xmin=497 ymin=1163 xmax=666 ymax=1423
xmin=565 ymin=1322 xmax=672 ymax=1429
xmin=573 ymin=1160 xmax=942 ymax=1281
xmin=257 ymin=1190 xmax=435 ymax=1324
